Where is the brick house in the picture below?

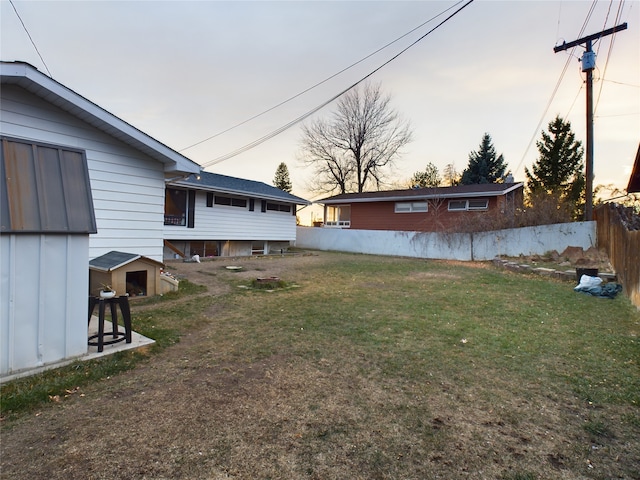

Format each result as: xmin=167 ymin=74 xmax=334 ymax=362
xmin=318 ymin=183 xmax=524 ymax=232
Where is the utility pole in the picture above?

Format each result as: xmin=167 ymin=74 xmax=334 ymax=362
xmin=553 ymin=23 xmax=627 ymax=221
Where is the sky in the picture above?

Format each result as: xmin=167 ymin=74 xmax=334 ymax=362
xmin=1 ymin=0 xmax=638 ymax=224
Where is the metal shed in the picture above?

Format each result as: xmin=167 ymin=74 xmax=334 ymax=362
xmin=1 ymin=136 xmax=96 ymax=378
xmin=89 ymin=251 xmax=164 ymax=298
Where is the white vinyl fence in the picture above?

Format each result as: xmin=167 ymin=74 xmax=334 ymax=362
xmin=296 ymin=222 xmax=596 ymax=261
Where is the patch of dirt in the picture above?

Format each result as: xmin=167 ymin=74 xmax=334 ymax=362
xmin=507 ymin=246 xmax=613 ymax=273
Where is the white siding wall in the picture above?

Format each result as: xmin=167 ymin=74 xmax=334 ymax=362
xmin=1 ymin=85 xmax=166 ymax=261
xmin=164 ymin=191 xmax=297 ymax=241
xmin=1 ymin=235 xmax=89 ymax=377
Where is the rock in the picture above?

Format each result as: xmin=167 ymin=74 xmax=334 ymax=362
xmin=560 ymin=246 xmax=585 ymax=263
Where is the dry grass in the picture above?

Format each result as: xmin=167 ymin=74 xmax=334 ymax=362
xmin=1 ymin=251 xmax=638 ymax=480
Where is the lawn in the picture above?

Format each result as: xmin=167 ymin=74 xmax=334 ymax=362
xmin=1 ymin=252 xmax=639 ymax=479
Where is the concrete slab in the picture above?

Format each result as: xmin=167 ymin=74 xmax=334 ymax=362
xmin=1 ymin=318 xmax=155 ymax=383
xmin=86 ymin=315 xmax=155 ymax=360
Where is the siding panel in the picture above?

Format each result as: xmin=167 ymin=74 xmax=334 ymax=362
xmin=2 ymin=85 xmax=167 ymax=261
xmin=164 ymin=191 xmax=297 ymax=241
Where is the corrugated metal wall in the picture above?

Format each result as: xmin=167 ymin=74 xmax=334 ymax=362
xmin=0 ymin=234 xmax=89 ymax=377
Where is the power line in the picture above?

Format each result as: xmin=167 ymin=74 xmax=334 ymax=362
xmin=179 ymin=0 xmax=469 ymax=153
xmin=512 ymin=0 xmax=599 ymax=178
xmin=594 ymin=0 xmax=626 ymax=113
xmin=9 ymin=0 xmax=52 ymax=78
xmin=200 ymin=0 xmax=475 ymax=169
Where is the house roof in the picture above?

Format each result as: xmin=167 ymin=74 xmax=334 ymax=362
xmin=319 ymin=182 xmax=524 ymax=204
xmin=0 ymin=61 xmax=200 ymax=176
xmin=89 ymin=250 xmax=163 ymax=271
xmin=627 ymin=143 xmax=640 ymax=194
xmin=171 ymin=171 xmax=311 ymax=205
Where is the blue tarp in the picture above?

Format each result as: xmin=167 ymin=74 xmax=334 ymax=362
xmin=574 ymin=282 xmax=623 ymax=299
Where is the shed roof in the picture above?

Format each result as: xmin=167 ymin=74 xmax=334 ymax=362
xmin=319 ymin=183 xmax=524 ymax=204
xmin=0 ymin=61 xmax=200 ymax=176
xmin=89 ymin=251 xmax=164 ymax=272
xmin=172 ymin=171 xmax=310 ymax=205
xmin=1 ymin=136 xmax=97 ymax=234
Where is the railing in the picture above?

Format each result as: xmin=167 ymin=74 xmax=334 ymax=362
xmin=324 ymin=220 xmax=351 ymax=228
xmin=595 ymin=204 xmax=640 ymax=308
xmin=164 ymin=214 xmax=186 ymax=226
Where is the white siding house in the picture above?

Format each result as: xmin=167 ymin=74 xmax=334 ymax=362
xmin=0 ymin=61 xmax=201 ymax=262
xmin=164 ymin=172 xmax=310 ymax=259
xmin=1 ymin=60 xmax=199 ymax=378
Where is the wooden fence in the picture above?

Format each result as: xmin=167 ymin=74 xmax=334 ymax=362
xmin=595 ymin=204 xmax=640 ymax=308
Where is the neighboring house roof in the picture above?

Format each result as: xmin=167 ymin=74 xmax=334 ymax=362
xmin=627 ymin=143 xmax=640 ymax=194
xmin=0 ymin=61 xmax=200 ymax=176
xmin=319 ymin=183 xmax=524 ymax=204
xmin=89 ymin=251 xmax=163 ymax=272
xmin=171 ymin=171 xmax=311 ymax=205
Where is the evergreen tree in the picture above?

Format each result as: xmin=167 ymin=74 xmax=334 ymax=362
xmin=525 ymin=115 xmax=584 ymax=219
xmin=461 ymin=133 xmax=508 ymax=185
xmin=410 ymin=162 xmax=441 ymax=188
xmin=273 ymin=162 xmax=292 ymax=193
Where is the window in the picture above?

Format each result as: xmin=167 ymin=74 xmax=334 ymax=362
xmin=448 ymin=200 xmax=467 ymax=211
xmin=165 ymin=188 xmax=187 ymax=225
xmin=214 ymin=195 xmax=247 ymax=208
xmin=325 ymin=205 xmax=351 ymax=227
xmin=468 ymin=199 xmax=489 ymax=210
xmin=206 ymin=192 xmax=214 ymax=207
xmin=395 ymin=201 xmax=428 ymax=213
xmin=165 ymin=188 xmax=195 ymax=227
xmin=448 ymin=199 xmax=489 ymax=211
xmin=266 ymin=202 xmax=291 ymax=213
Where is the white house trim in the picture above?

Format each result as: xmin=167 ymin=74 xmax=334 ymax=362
xmin=0 ymin=61 xmax=200 ymax=176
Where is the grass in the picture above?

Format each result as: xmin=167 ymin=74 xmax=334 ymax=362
xmin=0 ymin=279 xmax=209 ymax=418
xmin=0 ymin=351 xmax=141 ymax=416
xmin=1 ymin=252 xmax=639 ymax=479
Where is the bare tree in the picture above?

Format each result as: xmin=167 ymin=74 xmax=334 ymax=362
xmin=442 ymin=163 xmax=460 ymax=186
xmin=300 ymin=83 xmax=412 ymax=194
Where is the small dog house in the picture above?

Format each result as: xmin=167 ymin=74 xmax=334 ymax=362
xmin=90 ymin=251 xmax=164 ymax=298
